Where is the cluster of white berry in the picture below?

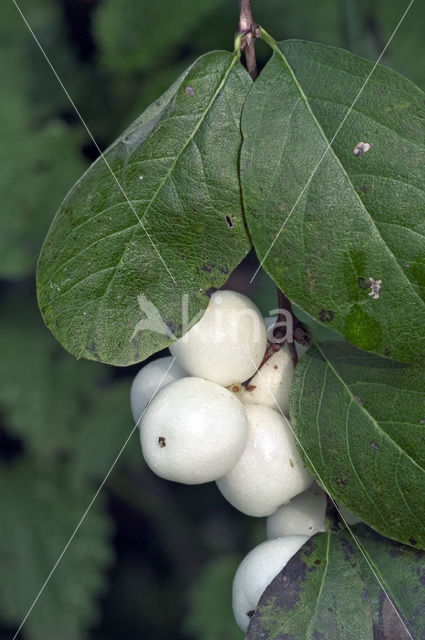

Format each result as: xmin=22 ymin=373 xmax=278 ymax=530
xmin=130 ymin=289 xmax=355 ymax=631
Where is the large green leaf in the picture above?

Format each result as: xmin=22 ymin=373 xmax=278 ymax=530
xmin=0 ymin=462 xmax=113 ymax=640
xmin=241 ymin=38 xmax=425 ymax=364
xmin=37 ymin=51 xmax=251 ymax=366
xmin=247 ymin=523 xmax=425 ymax=639
xmin=290 ymin=341 xmax=425 ymax=549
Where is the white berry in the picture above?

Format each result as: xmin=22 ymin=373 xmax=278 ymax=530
xmin=267 ymin=484 xmax=327 ymax=539
xmin=232 ymin=536 xmax=308 ymax=632
xmin=139 ymin=377 xmax=248 ymax=484
xmin=216 ymin=404 xmax=313 ymax=516
xmin=130 ymin=356 xmax=186 ymax=423
xmin=169 ymin=290 xmax=267 ymax=386
xmin=242 ymin=347 xmax=294 ymax=416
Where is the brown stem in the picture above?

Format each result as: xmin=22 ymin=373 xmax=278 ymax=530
xmin=238 ymin=0 xmax=258 ymax=80
xmin=243 ymin=290 xmax=311 ymax=387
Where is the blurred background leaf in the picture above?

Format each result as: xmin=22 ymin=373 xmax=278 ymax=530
xmin=0 ymin=0 xmax=421 ymax=638
xmin=95 ymin=0 xmax=227 ymax=73
xmin=373 ymin=0 xmax=425 ymax=90
xmin=0 ymin=289 xmax=105 ymax=456
xmin=183 ymin=556 xmax=244 ymax=640
xmin=0 ymin=461 xmax=113 ymax=640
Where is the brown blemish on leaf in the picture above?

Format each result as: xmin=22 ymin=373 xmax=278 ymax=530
xmin=201 ymin=263 xmax=214 ymax=273
xmin=274 ymin=365 xmax=278 ymax=370
xmin=340 ymin=536 xmax=356 ymax=563
xmin=158 ymin=437 xmax=166 ymax=448
xmin=289 ymin=459 xmax=294 ymax=468
xmin=353 ymin=141 xmax=372 ymax=157
xmin=319 ymin=309 xmax=334 ymax=322
xmin=166 ymin=320 xmax=176 ymax=336
xmin=225 ymin=215 xmax=234 ymax=228
xmin=357 ymin=277 xmax=371 ymax=290
xmin=389 ymin=546 xmax=404 ymax=559
xmin=246 ymin=384 xmax=256 ymax=391
xmin=376 ymin=593 xmax=411 ymax=640
xmin=355 ymin=396 xmax=363 ymax=405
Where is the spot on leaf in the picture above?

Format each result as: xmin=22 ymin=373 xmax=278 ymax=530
xmin=353 ymin=141 xmax=372 ymax=157
xmin=319 ymin=309 xmax=334 ymax=323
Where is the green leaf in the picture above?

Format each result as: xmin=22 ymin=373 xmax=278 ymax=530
xmin=0 ymin=461 xmax=113 ymax=640
xmin=183 ymin=556 xmax=244 ymax=640
xmin=290 ymin=341 xmax=425 ymax=549
xmin=95 ymin=0 xmax=226 ymax=73
xmin=0 ymin=291 xmax=106 ymax=457
xmin=37 ymin=51 xmax=252 ymax=366
xmin=247 ymin=523 xmax=425 ymax=639
xmin=241 ymin=38 xmax=425 ymax=364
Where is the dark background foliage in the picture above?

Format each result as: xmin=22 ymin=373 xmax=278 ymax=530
xmin=0 ymin=1 xmax=422 ymax=638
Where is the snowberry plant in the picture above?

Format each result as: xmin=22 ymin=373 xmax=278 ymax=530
xmin=36 ymin=0 xmax=425 ymax=637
